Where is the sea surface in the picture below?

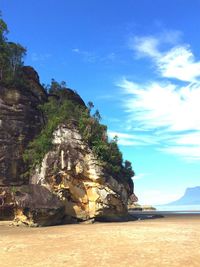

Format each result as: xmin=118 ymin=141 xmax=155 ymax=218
xmin=129 ymin=205 xmax=200 ymax=220
xmin=154 ymin=204 xmax=200 ymax=213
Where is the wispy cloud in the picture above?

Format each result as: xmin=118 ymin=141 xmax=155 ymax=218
xmin=101 ymin=52 xmax=116 ymax=63
xmin=119 ymin=79 xmax=200 ymax=132
xmin=72 ymin=48 xmax=117 ymax=64
xmin=137 ymin=189 xmax=183 ymax=205
xmin=116 ymin=31 xmax=200 ymax=161
xmin=108 ymin=130 xmax=157 ymax=146
xmin=31 ymin=52 xmax=51 ymax=62
xmin=130 ymin=30 xmax=182 ymax=57
xmin=131 ymin=36 xmax=161 ymax=58
xmin=72 ymin=48 xmax=97 ymax=63
xmin=133 ymin=172 xmax=149 ymax=180
xmin=130 ymin=31 xmax=200 ymax=82
xmin=160 ymin=146 xmax=200 ymax=161
xmin=119 ymin=78 xmax=200 ymax=160
xmin=72 ymin=48 xmax=80 ymax=53
xmin=159 ymin=46 xmax=200 ymax=82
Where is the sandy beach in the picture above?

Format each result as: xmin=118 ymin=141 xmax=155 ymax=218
xmin=0 ymin=214 xmax=200 ymax=267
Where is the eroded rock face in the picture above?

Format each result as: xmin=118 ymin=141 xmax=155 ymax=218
xmin=0 ymin=188 xmax=15 ymax=220
xmin=0 ymin=67 xmax=135 ymax=225
xmin=13 ymin=184 xmax=65 ymax=226
xmin=31 ymin=125 xmax=132 ymax=222
xmin=0 ymin=185 xmax=65 ymax=226
xmin=0 ymin=67 xmax=47 ymax=186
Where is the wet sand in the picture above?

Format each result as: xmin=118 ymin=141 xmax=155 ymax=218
xmin=0 ymin=214 xmax=200 ymax=267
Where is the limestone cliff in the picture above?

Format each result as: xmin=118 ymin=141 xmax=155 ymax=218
xmin=0 ymin=66 xmax=47 ymax=186
xmin=30 ymin=124 xmax=131 ymax=222
xmin=0 ymin=67 xmax=135 ymax=226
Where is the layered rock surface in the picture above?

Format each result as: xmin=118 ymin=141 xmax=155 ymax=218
xmin=0 ymin=185 xmax=65 ymax=226
xmin=0 ymin=67 xmax=47 ymax=186
xmin=0 ymin=66 xmax=135 ymax=226
xmin=31 ymin=124 xmax=131 ymax=222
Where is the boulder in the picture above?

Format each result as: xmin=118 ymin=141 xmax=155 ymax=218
xmin=13 ymin=184 xmax=65 ymax=226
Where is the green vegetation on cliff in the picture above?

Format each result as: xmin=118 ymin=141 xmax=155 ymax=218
xmin=23 ymin=80 xmax=135 ymax=185
xmin=0 ymin=13 xmax=134 ymax=186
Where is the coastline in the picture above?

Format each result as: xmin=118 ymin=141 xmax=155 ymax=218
xmin=1 ymin=213 xmax=200 ymax=267
xmin=129 ymin=210 xmax=200 ymax=218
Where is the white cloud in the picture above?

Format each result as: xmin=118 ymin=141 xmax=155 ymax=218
xmin=172 ymin=132 xmax=200 ymax=145
xmin=159 ymin=46 xmax=200 ymax=82
xmin=160 ymin=146 xmax=200 ymax=161
xmin=108 ymin=131 xmax=139 ymax=139
xmin=130 ymin=30 xmax=182 ymax=59
xmin=120 ymin=79 xmax=200 ymax=132
xmin=117 ymin=32 xmax=200 ymax=160
xmin=159 ymin=30 xmax=182 ymax=45
xmin=108 ymin=130 xmax=157 ymax=146
xmin=119 ymin=78 xmax=200 ymax=160
xmin=133 ymin=173 xmax=149 ymax=180
xmin=137 ymin=189 xmax=183 ymax=205
xmin=130 ymin=32 xmax=200 ymax=82
xmin=131 ymin=36 xmax=161 ymax=58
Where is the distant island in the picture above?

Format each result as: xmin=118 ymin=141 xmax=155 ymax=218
xmin=166 ymin=186 xmax=200 ymax=206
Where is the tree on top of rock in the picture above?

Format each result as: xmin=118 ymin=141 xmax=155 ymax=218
xmin=0 ymin=13 xmax=26 ymax=84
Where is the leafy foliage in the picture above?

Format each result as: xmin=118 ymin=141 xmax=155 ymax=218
xmin=0 ymin=14 xmax=26 ymax=85
xmin=23 ymin=96 xmax=80 ymax=166
xmin=23 ymin=80 xmax=135 ymax=185
xmin=0 ymin=10 xmax=134 ymax=184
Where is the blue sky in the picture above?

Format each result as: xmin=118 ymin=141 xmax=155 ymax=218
xmin=1 ymin=0 xmax=200 ymax=204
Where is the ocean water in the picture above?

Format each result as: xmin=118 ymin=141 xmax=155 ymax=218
xmin=155 ymin=204 xmax=200 ymax=212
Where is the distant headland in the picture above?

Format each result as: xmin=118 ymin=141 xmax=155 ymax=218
xmin=166 ymin=186 xmax=200 ymax=206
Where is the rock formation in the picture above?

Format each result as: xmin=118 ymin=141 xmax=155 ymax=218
xmin=30 ymin=124 xmax=130 ymax=222
xmin=0 ymin=66 xmax=47 ymax=186
xmin=0 ymin=67 xmax=135 ymax=226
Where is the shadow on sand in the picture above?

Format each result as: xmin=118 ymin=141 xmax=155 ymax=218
xmin=128 ymin=212 xmax=164 ymax=221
